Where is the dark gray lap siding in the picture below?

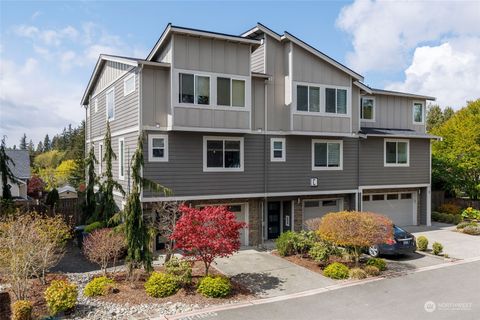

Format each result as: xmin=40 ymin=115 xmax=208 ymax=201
xmin=143 ymin=132 xmax=358 ymax=197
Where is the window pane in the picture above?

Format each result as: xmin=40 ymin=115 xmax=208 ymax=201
xmin=398 ymin=142 xmax=408 ymax=163
xmin=309 ymin=87 xmax=320 ymax=112
xmin=387 ymin=194 xmax=399 ymax=200
xmin=337 ymin=89 xmax=347 ymax=114
xmin=386 ymin=142 xmax=397 ymax=163
xmin=217 ymin=77 xmax=230 ymax=106
xmin=152 ymin=138 xmax=164 ymax=148
xmin=207 ymin=140 xmax=223 ymax=167
xmin=372 ymin=194 xmax=385 ymax=201
xmin=401 ymin=193 xmax=412 ymax=199
xmin=362 ymin=98 xmax=374 ymax=120
xmin=107 ymin=90 xmax=114 ymax=120
xmin=125 ymin=76 xmax=134 ymax=94
xmin=414 ymin=103 xmax=423 ymax=122
xmin=297 ymin=86 xmax=308 ymax=111
xmin=325 ymin=88 xmax=336 ymax=113
xmin=232 ymin=80 xmax=245 ymax=107
xmin=225 ymin=140 xmax=240 ymax=168
xmin=273 ymin=150 xmax=283 ymax=158
xmin=273 ymin=141 xmax=283 ymax=150
xmin=179 ymin=73 xmax=194 ymax=103
xmin=328 ymin=143 xmax=340 ymax=167
xmin=314 ymin=143 xmax=327 ymax=167
xmin=196 ymin=76 xmax=210 ymax=105
xmin=153 ymin=148 xmax=164 ymax=158
xmin=362 ymin=195 xmax=370 ymax=201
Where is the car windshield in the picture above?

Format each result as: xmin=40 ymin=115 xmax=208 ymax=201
xmin=393 ymin=225 xmax=407 ymax=236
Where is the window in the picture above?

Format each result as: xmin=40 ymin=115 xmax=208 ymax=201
xmin=372 ymin=194 xmax=385 ymax=201
xmin=217 ymin=78 xmax=245 ymax=107
xmin=148 ymin=134 xmax=168 ymax=162
xmin=203 ymin=137 xmax=244 ymax=172
xmin=312 ymin=139 xmax=343 ymax=170
xmin=413 ymin=102 xmax=424 ymax=124
xmin=179 ymin=73 xmax=194 ymax=103
xmin=401 ymin=193 xmax=412 ymax=200
xmin=94 ymin=98 xmax=98 ymax=113
xmin=304 ymin=200 xmax=319 ymax=208
xmin=270 ymin=138 xmax=286 ymax=162
xmin=362 ymin=195 xmax=370 ymax=201
xmin=118 ymin=138 xmax=125 ymax=180
xmin=322 ymin=200 xmax=337 ymax=207
xmin=387 ymin=194 xmax=399 ymax=200
xmin=123 ymin=73 xmax=135 ymax=96
xmin=196 ymin=75 xmax=210 ymax=104
xmin=98 ymin=143 xmax=103 ymax=175
xmin=296 ymin=85 xmax=320 ymax=112
xmin=385 ymin=139 xmax=409 ymax=167
xmin=106 ymin=88 xmax=115 ymax=121
xmin=325 ymin=88 xmax=347 ymax=114
xmin=360 ymin=97 xmax=375 ymax=120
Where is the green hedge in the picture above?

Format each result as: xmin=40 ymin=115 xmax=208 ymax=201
xmin=431 ymin=211 xmax=462 ymax=225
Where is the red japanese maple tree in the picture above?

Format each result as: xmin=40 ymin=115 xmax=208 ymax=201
xmin=171 ymin=205 xmax=247 ymax=275
xmin=27 ymin=175 xmax=45 ymax=199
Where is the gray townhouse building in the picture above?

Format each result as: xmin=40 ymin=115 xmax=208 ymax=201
xmin=81 ymin=23 xmax=437 ymax=247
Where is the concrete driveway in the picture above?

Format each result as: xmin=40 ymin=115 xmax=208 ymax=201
xmin=214 ymin=250 xmax=334 ymax=298
xmin=405 ymin=222 xmax=480 ymax=259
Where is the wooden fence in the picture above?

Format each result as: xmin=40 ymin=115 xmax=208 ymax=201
xmin=432 ymin=190 xmax=480 ymax=210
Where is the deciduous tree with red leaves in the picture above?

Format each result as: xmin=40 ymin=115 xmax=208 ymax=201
xmin=27 ymin=174 xmax=45 ymax=199
xmin=171 ymin=205 xmax=247 ymax=275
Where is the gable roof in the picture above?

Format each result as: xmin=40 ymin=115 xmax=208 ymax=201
xmin=58 ymin=185 xmax=77 ymax=194
xmin=6 ymin=150 xmax=30 ymax=180
xmin=80 ymin=54 xmax=170 ymax=106
xmin=370 ymin=88 xmax=436 ymax=101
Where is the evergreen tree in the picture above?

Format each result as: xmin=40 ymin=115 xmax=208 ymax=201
xmin=0 ymin=137 xmax=16 ymax=200
xmin=83 ymin=146 xmax=97 ymax=223
xmin=19 ymin=134 xmax=27 ymax=150
xmin=98 ymin=122 xmax=124 ymax=223
xmin=36 ymin=141 xmax=44 ymax=153
xmin=27 ymin=140 xmax=35 ymax=154
xmin=43 ymin=134 xmax=51 ymax=151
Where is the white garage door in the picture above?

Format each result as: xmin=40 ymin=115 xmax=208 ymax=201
xmin=362 ymin=193 xmax=416 ymax=226
xmin=229 ymin=205 xmax=248 ymax=247
xmin=303 ymin=199 xmax=341 ymax=224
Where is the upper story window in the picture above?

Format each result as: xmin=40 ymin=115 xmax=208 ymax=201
xmin=203 ymin=136 xmax=244 ymax=172
xmin=217 ymin=78 xmax=245 ymax=107
xmin=179 ymin=73 xmax=210 ymax=105
xmin=312 ymin=139 xmax=343 ymax=170
xmin=384 ymin=139 xmax=409 ymax=167
xmin=413 ymin=102 xmax=424 ymax=124
xmin=148 ymin=134 xmax=168 ymax=162
xmin=124 ymin=73 xmax=135 ymax=96
xmin=297 ymin=85 xmax=320 ymax=112
xmin=118 ymin=138 xmax=125 ymax=180
xmin=270 ymin=138 xmax=286 ymax=162
xmin=361 ymin=97 xmax=375 ymax=121
xmin=106 ymin=88 xmax=115 ymax=121
xmin=325 ymin=88 xmax=347 ymax=114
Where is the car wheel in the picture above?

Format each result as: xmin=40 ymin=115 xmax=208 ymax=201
xmin=368 ymin=245 xmax=380 ymax=257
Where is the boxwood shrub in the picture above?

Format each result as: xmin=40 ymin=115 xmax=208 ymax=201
xmin=197 ymin=276 xmax=232 ymax=298
xmin=276 ymin=231 xmax=317 ymax=256
xmin=349 ymin=268 xmax=367 ymax=280
xmin=432 ymin=242 xmax=443 ymax=255
xmin=83 ymin=276 xmax=115 ymax=297
xmin=416 ymin=236 xmax=428 ymax=251
xmin=144 ymin=272 xmax=179 ymax=298
xmin=12 ymin=300 xmax=33 ymax=320
xmin=323 ymin=262 xmax=350 ymax=279
xmin=366 ymin=258 xmax=387 ymax=271
xmin=364 ymin=265 xmax=380 ymax=276
xmin=44 ymin=280 xmax=78 ymax=316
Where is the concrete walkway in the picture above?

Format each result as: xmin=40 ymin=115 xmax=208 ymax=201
xmin=405 ymin=222 xmax=480 ymax=259
xmin=214 ymin=250 xmax=334 ymax=298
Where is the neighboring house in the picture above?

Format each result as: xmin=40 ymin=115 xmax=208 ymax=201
xmin=58 ymin=185 xmax=78 ymax=199
xmin=0 ymin=150 xmax=31 ymax=200
xmin=81 ymin=23 xmax=438 ymax=247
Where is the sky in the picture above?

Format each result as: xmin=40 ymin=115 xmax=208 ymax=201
xmin=1 ymin=0 xmax=479 ymax=147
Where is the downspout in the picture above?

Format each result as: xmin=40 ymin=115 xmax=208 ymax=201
xmin=263 ymin=77 xmax=268 ymax=246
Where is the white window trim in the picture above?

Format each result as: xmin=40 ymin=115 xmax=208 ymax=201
xmin=311 ymin=139 xmax=343 ymax=171
xmin=94 ymin=98 xmax=98 ymax=113
xmin=148 ymin=134 xmax=168 ymax=162
xmin=173 ymin=68 xmax=251 ymax=112
xmin=270 ymin=137 xmax=286 ymax=162
xmin=118 ymin=137 xmax=125 ymax=180
xmin=295 ymin=84 xmax=321 ymax=113
xmin=360 ymin=96 xmax=376 ymax=122
xmin=98 ymin=142 xmax=103 ymax=175
xmin=106 ymin=87 xmax=115 ymax=122
xmin=123 ymin=73 xmax=136 ymax=96
xmin=179 ymin=73 xmax=212 ymax=106
xmin=325 ymin=87 xmax=348 ymax=115
xmin=293 ymin=81 xmax=350 ymax=118
xmin=203 ymin=136 xmax=244 ymax=172
xmin=218 ymin=77 xmax=246 ymax=108
xmin=412 ymin=101 xmax=425 ymax=125
xmin=384 ymin=138 xmax=410 ymax=167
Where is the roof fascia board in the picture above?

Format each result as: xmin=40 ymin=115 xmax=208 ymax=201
xmin=147 ymin=23 xmax=172 ymax=61
xmin=354 ymin=81 xmax=373 ymax=94
xmin=371 ymin=89 xmax=436 ymax=101
xmin=100 ymin=54 xmax=138 ymax=67
xmin=242 ymin=24 xmax=282 ymax=41
xmin=366 ymin=133 xmax=442 ymax=141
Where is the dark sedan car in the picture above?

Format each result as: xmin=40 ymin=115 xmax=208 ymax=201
xmin=368 ymin=225 xmax=417 ymax=257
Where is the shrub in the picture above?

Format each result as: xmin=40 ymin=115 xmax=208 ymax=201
xmin=83 ymin=228 xmax=125 ymax=275
xmin=349 ymin=268 xmax=367 ymax=280
xmin=12 ymin=300 xmax=33 ymax=320
xmin=83 ymin=276 xmax=115 ymax=297
xmin=308 ymin=241 xmax=342 ymax=263
xmin=461 ymin=207 xmax=480 ymax=220
xmin=165 ymin=257 xmax=192 ymax=286
xmin=318 ymin=211 xmax=393 ymax=265
xmin=432 ymin=212 xmax=462 ymax=224
xmin=197 ymin=276 xmax=232 ymax=298
xmin=463 ymin=225 xmax=480 ymax=235
xmin=456 ymin=221 xmax=471 ymax=229
xmin=323 ymin=262 xmax=350 ymax=279
xmin=304 ymin=218 xmax=323 ymax=231
xmin=84 ymin=221 xmax=105 ymax=234
xmin=364 ymin=265 xmax=380 ymax=276
xmin=417 ymin=236 xmax=428 ymax=251
xmin=275 ymin=231 xmax=317 ymax=256
xmin=44 ymin=280 xmax=78 ymax=316
xmin=366 ymin=258 xmax=387 ymax=271
xmin=432 ymin=242 xmax=443 ymax=255
xmin=437 ymin=203 xmax=462 ymax=215
xmin=144 ymin=272 xmax=179 ymax=298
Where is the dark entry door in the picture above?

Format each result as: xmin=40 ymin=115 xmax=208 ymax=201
xmin=268 ymin=201 xmax=281 ymax=239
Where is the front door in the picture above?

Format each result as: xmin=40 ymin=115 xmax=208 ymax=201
xmin=267 ymin=201 xmax=281 ymax=239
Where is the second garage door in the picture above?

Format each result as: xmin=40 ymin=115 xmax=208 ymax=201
xmin=362 ymin=193 xmax=416 ymax=226
xmin=303 ymin=199 xmax=342 ymax=224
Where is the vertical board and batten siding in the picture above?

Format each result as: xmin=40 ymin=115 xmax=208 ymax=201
xmin=351 ymin=86 xmax=360 ymax=133
xmin=251 ymin=43 xmax=265 ymax=73
xmin=92 ymin=61 xmax=133 ymax=96
xmin=265 ymin=35 xmax=289 ymax=131
xmin=361 ymin=95 xmax=426 ymax=132
xmin=107 ymin=131 xmax=139 ymax=193
xmin=142 ymin=67 xmax=171 ymax=128
xmin=155 ymin=38 xmax=173 ymax=63
xmin=173 ymin=108 xmax=250 ymax=129
xmin=292 ymin=115 xmax=350 ymax=133
xmin=251 ymin=78 xmax=266 ymax=130
xmin=89 ymin=67 xmax=139 ymax=139
xmin=359 ymin=137 xmax=430 ymax=186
